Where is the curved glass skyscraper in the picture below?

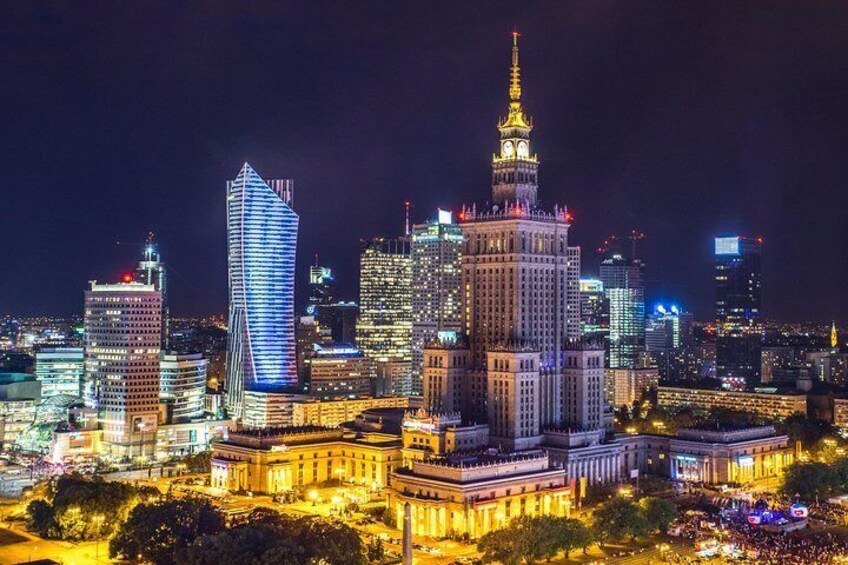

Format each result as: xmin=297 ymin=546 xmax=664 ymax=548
xmin=226 ymin=163 xmax=299 ymax=419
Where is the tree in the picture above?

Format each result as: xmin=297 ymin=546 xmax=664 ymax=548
xmin=49 ymin=473 xmax=138 ymax=540
xmin=26 ymin=500 xmax=58 ymax=538
xmin=110 ymin=498 xmax=225 ymax=565
xmin=781 ymin=461 xmax=839 ymax=500
xmin=591 ymin=497 xmax=648 ymax=544
xmin=478 ymin=526 xmax=524 ymax=565
xmin=298 ymin=517 xmax=367 ymax=565
xmin=554 ymin=517 xmax=593 ymax=558
xmin=639 ymin=497 xmax=677 ymax=532
xmin=177 ymin=524 xmax=305 ymax=565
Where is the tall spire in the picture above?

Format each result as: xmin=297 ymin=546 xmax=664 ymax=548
xmin=509 ymin=30 xmax=521 ymax=102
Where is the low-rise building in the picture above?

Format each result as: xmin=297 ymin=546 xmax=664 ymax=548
xmin=291 ymin=396 xmax=410 ymax=428
xmin=619 ymin=425 xmax=794 ymax=485
xmin=385 ymin=450 xmax=572 ymax=539
xmin=657 ymin=386 xmax=807 ymax=420
xmin=210 ymin=426 xmax=403 ymax=494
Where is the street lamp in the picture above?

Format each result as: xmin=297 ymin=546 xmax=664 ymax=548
xmin=92 ymin=514 xmax=105 ymax=562
xmin=656 ymin=542 xmax=670 ymax=562
xmin=309 ymin=489 xmax=318 ymax=506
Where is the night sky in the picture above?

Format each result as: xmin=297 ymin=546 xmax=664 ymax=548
xmin=3 ymin=2 xmax=848 ymax=322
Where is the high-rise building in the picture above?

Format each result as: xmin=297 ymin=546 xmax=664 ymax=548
xmin=645 ymin=304 xmax=693 ymax=351
xmin=306 ymin=262 xmax=335 ymax=315
xmin=456 ymin=33 xmax=581 ymax=436
xmin=715 ymin=236 xmax=763 ymax=387
xmin=356 ymin=237 xmax=412 ymax=367
xmin=459 ymin=34 xmax=581 ymax=374
xmin=35 ymin=347 xmax=83 ymax=399
xmin=600 ymin=254 xmax=645 ymax=368
xmin=160 ymin=353 xmax=207 ymax=423
xmin=307 ymin=343 xmax=375 ymax=399
xmin=136 ymin=239 xmax=168 ymax=349
xmin=225 ymin=163 xmax=299 ymax=420
xmin=315 ymin=301 xmax=358 ymax=344
xmin=410 ymin=211 xmax=463 ymax=397
xmin=295 ymin=316 xmax=332 ymax=388
xmin=579 ymin=278 xmax=609 ymax=339
xmin=85 ymin=280 xmax=161 ymax=459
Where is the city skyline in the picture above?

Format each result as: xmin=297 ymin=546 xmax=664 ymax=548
xmin=4 ymin=3 xmax=848 ymax=323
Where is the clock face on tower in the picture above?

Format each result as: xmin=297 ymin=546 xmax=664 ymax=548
xmin=517 ymin=140 xmax=529 ymax=158
xmin=502 ymin=140 xmax=514 ymax=157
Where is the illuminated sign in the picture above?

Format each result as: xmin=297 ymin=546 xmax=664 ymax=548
xmin=738 ymin=455 xmax=754 ymax=467
xmin=715 ymin=237 xmax=740 ymax=256
xmin=437 ymin=209 xmax=453 ymax=225
xmin=437 ymin=331 xmax=458 ymax=344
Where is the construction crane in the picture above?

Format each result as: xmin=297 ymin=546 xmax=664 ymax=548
xmin=596 ymin=229 xmax=646 ymax=260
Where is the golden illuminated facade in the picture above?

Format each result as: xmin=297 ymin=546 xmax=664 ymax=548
xmin=618 ymin=426 xmax=794 ymax=486
xmin=386 ymin=451 xmax=571 ymax=539
xmin=492 ymin=31 xmax=538 ymax=206
xmin=210 ymin=426 xmax=402 ymax=494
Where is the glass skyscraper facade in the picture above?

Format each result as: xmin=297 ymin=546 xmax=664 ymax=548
xmin=600 ymin=254 xmax=645 ymax=368
xmin=410 ymin=211 xmax=463 ymax=396
xmin=715 ymin=236 xmax=763 ymax=387
xmin=356 ymin=237 xmax=412 ymax=368
xmin=226 ymin=163 xmax=299 ymax=419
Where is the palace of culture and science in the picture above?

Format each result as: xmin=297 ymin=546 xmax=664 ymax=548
xmin=418 ymin=31 xmax=617 ymax=475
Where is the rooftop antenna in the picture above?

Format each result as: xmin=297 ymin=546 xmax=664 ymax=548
xmin=404 ymin=200 xmax=411 ymax=236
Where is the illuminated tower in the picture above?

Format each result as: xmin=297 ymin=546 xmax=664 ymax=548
xmin=600 ymin=254 xmax=646 ymax=368
xmin=491 ymin=32 xmax=539 ymax=207
xmin=136 ymin=235 xmax=168 ymax=349
xmin=85 ymin=280 xmax=161 ymax=459
xmin=715 ymin=236 xmax=762 ymax=387
xmin=410 ymin=210 xmax=463 ymax=396
xmin=460 ymin=33 xmax=581 ymax=431
xmin=225 ymin=163 xmax=299 ymax=420
xmin=356 ymin=237 xmax=412 ymax=370
xmin=832 ymin=322 xmax=839 ymax=350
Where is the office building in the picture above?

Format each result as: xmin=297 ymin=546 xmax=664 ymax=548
xmin=241 ymin=391 xmax=309 ymax=429
xmin=291 ymin=396 xmax=410 ymax=428
xmin=35 ymin=347 xmax=83 ymax=399
xmin=600 ymin=254 xmax=645 ymax=368
xmin=160 ymin=353 xmax=207 ymax=423
xmin=645 ymin=305 xmax=693 ymax=351
xmin=579 ymin=278 xmax=609 ymax=339
xmin=356 ymin=237 xmax=412 ymax=367
xmin=295 ymin=316 xmax=332 ymax=388
xmin=136 ymin=241 xmax=168 ymax=349
xmin=608 ymin=366 xmax=659 ymax=408
xmin=306 ymin=263 xmax=335 ymax=315
xmin=410 ymin=211 xmax=463 ymax=397
xmin=85 ymin=280 xmax=162 ymax=459
xmin=315 ymin=301 xmax=358 ymax=344
xmin=307 ymin=344 xmax=376 ymax=399
xmin=715 ymin=236 xmax=763 ymax=387
xmin=760 ymin=346 xmax=797 ymax=384
xmin=225 ymin=163 xmax=299 ymax=420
